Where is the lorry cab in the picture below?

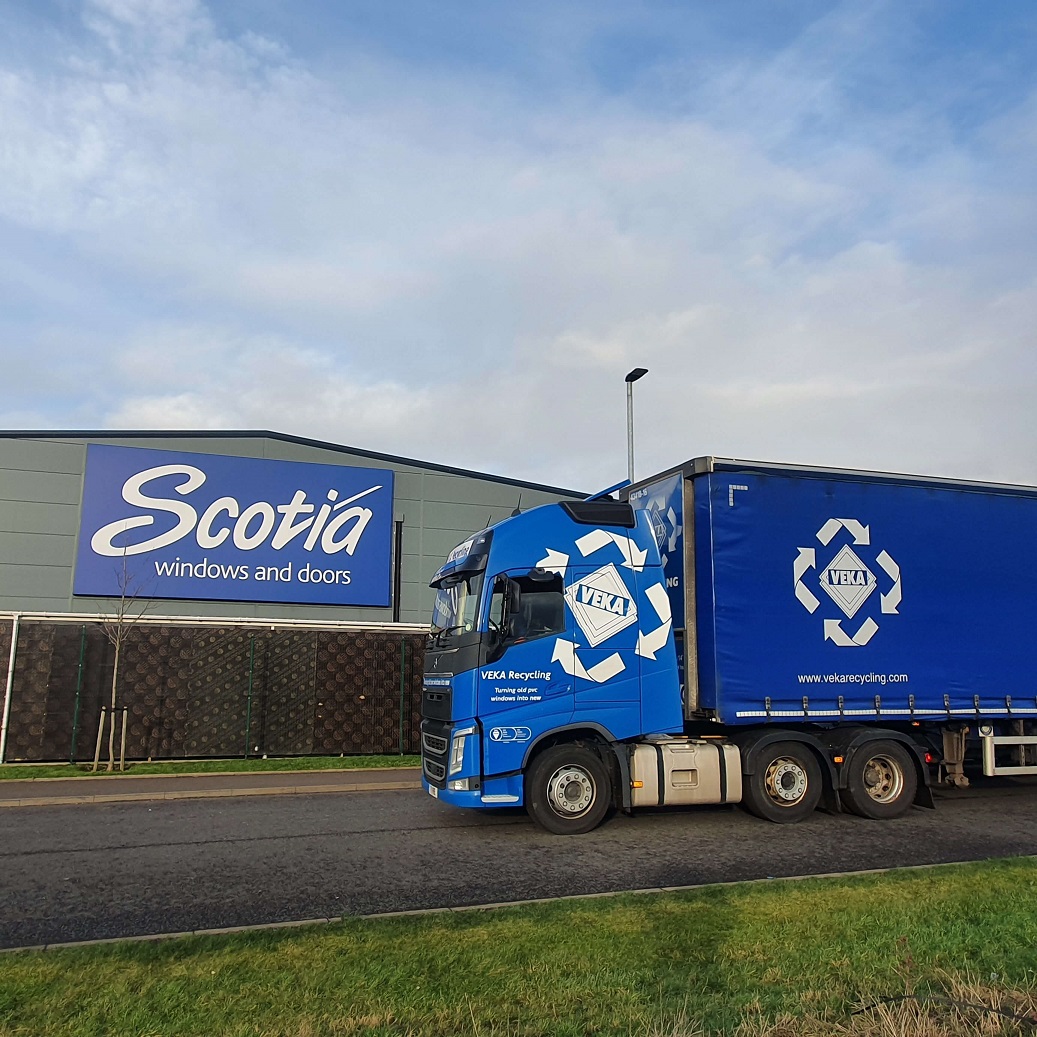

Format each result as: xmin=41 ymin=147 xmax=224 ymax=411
xmin=420 ymin=498 xmax=683 ymax=831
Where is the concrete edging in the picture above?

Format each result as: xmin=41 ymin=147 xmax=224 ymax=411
xmin=2 ymin=856 xmax=1025 ymax=955
xmin=0 ymin=778 xmax=421 ymax=809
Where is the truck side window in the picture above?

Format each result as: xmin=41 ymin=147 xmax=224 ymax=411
xmin=487 ymin=571 xmax=565 ymax=648
xmin=486 ymin=577 xmax=507 ymax=636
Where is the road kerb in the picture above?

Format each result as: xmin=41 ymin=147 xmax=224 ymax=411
xmin=4 ymin=856 xmax=1029 ymax=955
xmin=0 ymin=779 xmax=421 ymax=809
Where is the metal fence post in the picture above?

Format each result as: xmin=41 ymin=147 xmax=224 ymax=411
xmin=244 ymin=634 xmax=255 ymax=758
xmin=69 ymin=625 xmax=87 ymax=764
xmin=0 ymin=614 xmax=20 ymax=764
xmin=399 ymin=635 xmax=407 ymax=754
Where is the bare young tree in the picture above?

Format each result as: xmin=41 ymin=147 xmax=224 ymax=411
xmin=94 ymin=549 xmax=155 ymax=773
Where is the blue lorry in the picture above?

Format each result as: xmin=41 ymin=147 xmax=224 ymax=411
xmin=420 ymin=457 xmax=1037 ymax=833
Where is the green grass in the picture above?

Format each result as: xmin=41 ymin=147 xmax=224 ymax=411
xmin=2 ymin=859 xmax=1036 ymax=1036
xmin=0 ymin=755 xmax=420 ymax=781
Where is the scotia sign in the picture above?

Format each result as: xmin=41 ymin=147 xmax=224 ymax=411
xmin=74 ymin=445 xmax=394 ymax=606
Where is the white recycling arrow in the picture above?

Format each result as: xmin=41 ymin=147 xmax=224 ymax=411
xmin=644 ymin=582 xmax=672 ymax=623
xmin=552 ymin=638 xmax=590 ymax=679
xmin=536 ymin=548 xmax=569 ymax=575
xmin=636 ymin=621 xmax=672 ymax=660
xmin=551 ymin=638 xmax=625 ymax=683
xmin=824 ymin=617 xmax=879 ymax=647
xmin=793 ymin=547 xmax=820 ymax=613
xmin=816 ymin=518 xmax=871 ymax=546
xmin=636 ymin=583 xmax=673 ymax=660
xmin=586 ymin=652 xmax=625 ymax=682
xmin=615 ymin=536 xmax=648 ymax=571
xmin=574 ymin=529 xmax=646 ymax=571
xmin=793 ymin=547 xmax=815 ymax=584
xmin=666 ymin=506 xmax=681 ymax=554
xmin=575 ymin=529 xmax=612 ymax=556
xmin=876 ymin=549 xmax=901 ymax=613
xmin=824 ymin=620 xmax=856 ymax=647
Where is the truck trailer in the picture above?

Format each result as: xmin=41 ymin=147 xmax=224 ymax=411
xmin=420 ymin=457 xmax=1037 ymax=833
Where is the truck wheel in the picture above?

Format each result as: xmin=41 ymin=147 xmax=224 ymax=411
xmin=840 ymin=740 xmax=917 ymax=820
xmin=525 ymin=745 xmax=612 ymax=835
xmin=742 ymin=741 xmax=822 ymax=823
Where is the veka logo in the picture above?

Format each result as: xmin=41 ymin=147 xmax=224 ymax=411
xmin=648 ymin=504 xmax=667 ymax=551
xmin=794 ymin=518 xmax=901 ymax=647
xmin=564 ymin=563 xmax=638 ymax=647
xmin=819 ymin=544 xmax=876 ymax=617
xmin=536 ymin=529 xmax=671 ymax=683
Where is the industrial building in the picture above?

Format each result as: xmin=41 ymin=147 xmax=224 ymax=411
xmin=0 ymin=431 xmax=578 ymax=762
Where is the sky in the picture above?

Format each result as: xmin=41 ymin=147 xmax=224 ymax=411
xmin=1 ymin=0 xmax=1035 ymax=492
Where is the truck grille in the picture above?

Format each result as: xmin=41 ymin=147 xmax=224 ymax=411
xmin=421 ymin=717 xmax=451 ymax=788
xmin=422 ymin=732 xmax=448 ymax=754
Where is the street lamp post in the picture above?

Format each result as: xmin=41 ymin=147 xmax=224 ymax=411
xmin=625 ymin=367 xmax=648 ymax=483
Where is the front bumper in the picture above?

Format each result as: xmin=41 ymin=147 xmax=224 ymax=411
xmin=422 ymin=774 xmax=523 ymax=808
xmin=421 ymin=717 xmax=523 ymax=808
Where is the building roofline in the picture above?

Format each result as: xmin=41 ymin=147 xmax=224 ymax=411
xmin=0 ymin=429 xmax=584 ymax=497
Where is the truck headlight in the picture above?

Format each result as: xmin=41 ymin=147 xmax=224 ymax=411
xmin=449 ymin=726 xmax=476 ymax=776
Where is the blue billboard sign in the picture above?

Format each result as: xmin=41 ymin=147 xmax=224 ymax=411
xmin=74 ymin=445 xmax=394 ymax=607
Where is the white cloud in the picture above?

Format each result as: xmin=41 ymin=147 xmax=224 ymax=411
xmin=1 ymin=0 xmax=1035 ymax=493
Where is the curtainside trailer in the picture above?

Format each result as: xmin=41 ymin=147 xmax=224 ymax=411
xmin=421 ymin=457 xmax=1037 ymax=833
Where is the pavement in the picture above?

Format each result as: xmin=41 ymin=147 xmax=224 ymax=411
xmin=0 ymin=766 xmax=423 ymax=808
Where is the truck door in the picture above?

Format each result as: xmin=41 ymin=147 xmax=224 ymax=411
xmin=479 ymin=569 xmax=573 ymax=778
xmin=564 ymin=557 xmax=643 ymax=732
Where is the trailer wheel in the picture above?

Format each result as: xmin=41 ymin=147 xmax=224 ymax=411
xmin=742 ymin=741 xmax=822 ymax=823
xmin=525 ymin=745 xmax=612 ymax=835
xmin=840 ymin=740 xmax=917 ymax=820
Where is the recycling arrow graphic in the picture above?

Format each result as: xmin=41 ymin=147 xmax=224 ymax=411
xmin=635 ymin=583 xmax=672 ymax=660
xmin=793 ymin=547 xmax=820 ymax=613
xmin=536 ymin=548 xmax=569 ymax=575
xmin=551 ymin=639 xmax=625 ymax=683
xmin=816 ymin=518 xmax=870 ymax=546
xmin=537 ymin=527 xmax=671 ymax=681
xmin=824 ymin=617 xmax=879 ymax=647
xmin=794 ymin=517 xmax=901 ymax=648
xmin=574 ymin=529 xmax=647 ymax=571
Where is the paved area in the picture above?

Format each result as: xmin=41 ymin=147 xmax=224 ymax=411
xmin=0 ymin=766 xmax=422 ymax=807
xmin=2 ymin=776 xmax=1036 ymax=951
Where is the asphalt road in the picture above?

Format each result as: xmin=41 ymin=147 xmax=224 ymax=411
xmin=3 ymin=779 xmax=1037 ymax=950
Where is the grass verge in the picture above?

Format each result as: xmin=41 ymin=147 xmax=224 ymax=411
xmin=2 ymin=858 xmax=1037 ymax=1036
xmin=0 ymin=755 xmax=420 ymax=781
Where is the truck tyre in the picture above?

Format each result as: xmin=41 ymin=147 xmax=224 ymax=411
xmin=742 ymin=741 xmax=822 ymax=823
xmin=840 ymin=740 xmax=917 ymax=820
xmin=525 ymin=745 xmax=612 ymax=835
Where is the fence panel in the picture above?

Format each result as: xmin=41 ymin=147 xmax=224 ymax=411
xmin=182 ymin=628 xmax=253 ymax=757
xmin=0 ymin=620 xmax=426 ymax=763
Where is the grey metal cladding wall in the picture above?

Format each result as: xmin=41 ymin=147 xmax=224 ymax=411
xmin=0 ymin=438 xmax=85 ymax=611
xmin=0 ymin=433 xmax=579 ymax=623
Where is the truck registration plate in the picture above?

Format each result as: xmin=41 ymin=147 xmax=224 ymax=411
xmin=428 ymin=785 xmax=438 ymax=798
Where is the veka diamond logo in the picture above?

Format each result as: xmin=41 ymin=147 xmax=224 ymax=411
xmin=564 ymin=562 xmax=638 ymax=647
xmin=819 ymin=544 xmax=877 ymax=618
xmin=538 ymin=530 xmax=669 ymax=683
xmin=648 ymin=503 xmax=667 ymax=552
xmin=794 ymin=517 xmax=902 ymax=647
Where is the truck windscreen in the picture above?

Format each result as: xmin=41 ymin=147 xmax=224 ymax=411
xmin=430 ymin=571 xmax=486 ymax=642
